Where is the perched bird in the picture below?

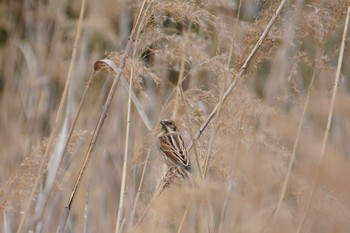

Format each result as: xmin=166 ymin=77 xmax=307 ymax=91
xmin=157 ymin=119 xmax=192 ymax=172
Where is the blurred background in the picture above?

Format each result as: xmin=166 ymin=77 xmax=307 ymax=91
xmin=0 ymin=0 xmax=350 ymax=232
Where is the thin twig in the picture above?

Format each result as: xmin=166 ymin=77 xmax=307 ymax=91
xmin=83 ymin=178 xmax=90 ymax=233
xmin=187 ymin=0 xmax=289 ymax=151
xmin=296 ymin=7 xmax=350 ymax=233
xmin=177 ymin=203 xmax=190 ymax=233
xmin=276 ymin=69 xmax=316 ymax=213
xmin=130 ymin=149 xmax=151 ymax=225
xmin=16 ymin=0 xmax=86 ymax=231
xmin=217 ymin=179 xmax=233 ymax=233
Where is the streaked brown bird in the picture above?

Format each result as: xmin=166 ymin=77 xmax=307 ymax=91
xmin=157 ymin=119 xmax=191 ymax=172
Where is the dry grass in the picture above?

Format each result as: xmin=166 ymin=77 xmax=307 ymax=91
xmin=0 ymin=0 xmax=350 ymax=232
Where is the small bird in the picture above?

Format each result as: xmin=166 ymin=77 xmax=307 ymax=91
xmin=157 ymin=119 xmax=192 ymax=172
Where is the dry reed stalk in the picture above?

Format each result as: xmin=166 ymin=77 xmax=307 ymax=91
xmin=115 ymin=67 xmax=134 ymax=233
xmin=16 ymin=0 xmax=86 ymax=231
xmin=187 ymin=0 xmax=289 ymax=151
xmin=296 ymin=6 xmax=350 ymax=233
xmin=172 ymin=75 xmax=181 ymax=121
xmin=56 ymin=1 xmax=149 ymax=232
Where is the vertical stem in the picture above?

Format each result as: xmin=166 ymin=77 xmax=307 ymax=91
xmin=296 ymin=7 xmax=350 ymax=233
xmin=16 ymin=0 xmax=86 ymax=231
xmin=115 ymin=68 xmax=133 ymax=233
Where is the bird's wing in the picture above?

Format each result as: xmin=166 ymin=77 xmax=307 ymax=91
xmin=159 ymin=134 xmax=190 ymax=168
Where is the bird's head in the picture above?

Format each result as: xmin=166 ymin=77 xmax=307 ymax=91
xmin=160 ymin=119 xmax=178 ymax=133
